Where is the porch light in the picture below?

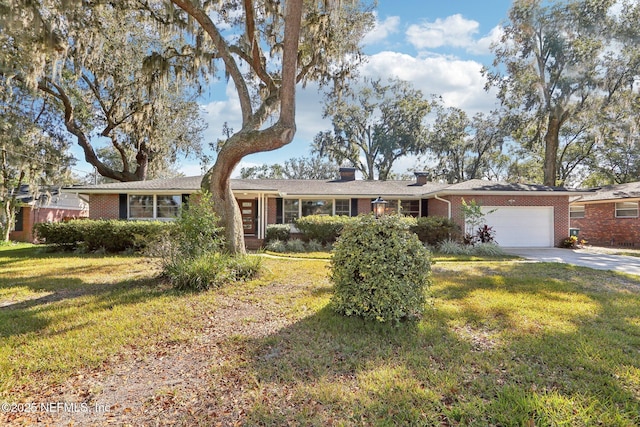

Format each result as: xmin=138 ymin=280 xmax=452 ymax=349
xmin=372 ymin=196 xmax=388 ymax=219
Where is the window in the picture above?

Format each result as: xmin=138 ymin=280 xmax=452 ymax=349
xmin=377 ymin=199 xmax=419 ymax=217
xmin=157 ymin=195 xmax=181 ymax=218
xmin=570 ymin=205 xmax=585 ymax=219
xmin=335 ymin=199 xmax=350 ymax=216
xmin=400 ymin=200 xmax=420 ymax=217
xmin=129 ymin=195 xmax=154 ymax=219
xmin=284 ymin=199 xmax=299 ymax=224
xmin=301 ymin=199 xmax=332 ymax=217
xmin=383 ymin=199 xmax=399 ymax=215
xmin=129 ymin=195 xmax=181 ymax=219
xmin=282 ymin=198 xmax=351 ymax=223
xmin=615 ymin=201 xmax=639 ymax=218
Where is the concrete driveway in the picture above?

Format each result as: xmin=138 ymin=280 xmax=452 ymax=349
xmin=504 ymin=248 xmax=640 ymax=276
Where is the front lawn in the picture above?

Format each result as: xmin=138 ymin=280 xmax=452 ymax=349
xmin=1 ymin=244 xmax=639 ymax=425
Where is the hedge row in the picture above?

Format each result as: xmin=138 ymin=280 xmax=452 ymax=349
xmin=294 ymin=215 xmax=354 ymax=244
xmin=273 ymin=214 xmax=460 ymax=247
xmin=34 ymin=219 xmax=174 ymax=252
xmin=409 ymin=216 xmax=461 ymax=246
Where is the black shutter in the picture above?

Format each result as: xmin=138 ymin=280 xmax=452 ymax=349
xmin=14 ymin=207 xmax=24 ymax=231
xmin=182 ymin=194 xmax=190 ymax=208
xmin=276 ymin=197 xmax=283 ymax=223
xmin=421 ymin=199 xmax=428 ymax=217
xmin=119 ymin=194 xmax=128 ymax=219
xmin=350 ymin=198 xmax=358 ymax=217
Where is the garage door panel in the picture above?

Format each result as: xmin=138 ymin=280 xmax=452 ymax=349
xmin=477 ymin=206 xmax=553 ymax=247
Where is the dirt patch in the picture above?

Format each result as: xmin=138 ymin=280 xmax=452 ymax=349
xmin=2 ymin=282 xmax=297 ymax=427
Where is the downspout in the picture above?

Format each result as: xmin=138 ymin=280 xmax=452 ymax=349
xmin=434 ymin=194 xmax=451 ymax=219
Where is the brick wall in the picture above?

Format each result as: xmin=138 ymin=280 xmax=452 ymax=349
xmin=89 ymin=194 xmax=120 ymax=219
xmin=428 ymin=194 xmax=569 ymax=244
xmin=428 ymin=198 xmax=450 ymax=218
xmin=266 ymin=198 xmax=277 ymax=224
xmin=571 ymin=203 xmax=640 ymax=247
xmin=10 ymin=206 xmax=88 ymax=242
xmin=357 ymin=198 xmax=372 ymax=215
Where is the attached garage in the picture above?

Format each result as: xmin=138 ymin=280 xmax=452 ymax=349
xmin=480 ymin=206 xmax=555 ymax=247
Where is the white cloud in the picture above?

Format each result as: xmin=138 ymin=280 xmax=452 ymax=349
xmin=361 ymin=51 xmax=498 ymax=114
xmin=406 ymin=15 xmax=501 ymax=56
xmin=362 ymin=14 xmax=401 ymax=45
xmin=200 ymin=81 xmax=243 ymax=144
xmin=468 ymin=25 xmax=503 ymax=55
xmin=406 ymin=14 xmax=479 ymax=50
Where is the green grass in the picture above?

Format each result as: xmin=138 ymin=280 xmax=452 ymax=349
xmin=1 ymin=244 xmax=639 ymax=425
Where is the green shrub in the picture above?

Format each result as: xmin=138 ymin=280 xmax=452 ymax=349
xmin=411 ymin=216 xmax=461 ymax=246
xmin=172 ymin=192 xmax=225 ymax=257
xmin=265 ymin=224 xmax=291 ymax=243
xmin=305 ymin=239 xmax=325 ymax=252
xmin=149 ymin=192 xmax=261 ymax=291
xmin=165 ymin=253 xmax=261 ymax=291
xmin=295 ymin=215 xmax=353 ymax=244
xmin=285 ymin=239 xmax=307 ymax=253
xmin=472 ymin=242 xmax=507 ymax=257
xmin=437 ymin=239 xmax=472 ymax=255
xmin=330 ymin=214 xmax=432 ymax=323
xmin=34 ymin=220 xmax=173 ymax=252
xmin=265 ymin=239 xmax=287 ymax=253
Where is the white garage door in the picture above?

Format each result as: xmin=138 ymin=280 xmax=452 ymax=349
xmin=477 ymin=206 xmax=554 ymax=247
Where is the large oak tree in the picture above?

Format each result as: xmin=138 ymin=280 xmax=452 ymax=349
xmin=484 ymin=0 xmax=639 ymax=186
xmin=160 ymin=0 xmax=373 ymax=253
xmin=313 ymin=77 xmax=431 ymax=180
xmin=1 ymin=2 xmax=207 ymax=182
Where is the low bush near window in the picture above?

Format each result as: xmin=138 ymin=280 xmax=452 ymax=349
xmin=411 ymin=216 xmax=461 ymax=246
xmin=265 ymin=224 xmax=291 ymax=243
xmin=35 ymin=220 xmax=173 ymax=252
xmin=295 ymin=215 xmax=354 ymax=244
xmin=265 ymin=239 xmax=287 ymax=253
xmin=264 ymin=238 xmax=328 ymax=253
xmin=330 ymin=214 xmax=431 ymax=323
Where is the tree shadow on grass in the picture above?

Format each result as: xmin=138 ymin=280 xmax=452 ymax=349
xmin=224 ymin=262 xmax=640 ymax=426
xmin=0 ymin=276 xmax=169 ymax=338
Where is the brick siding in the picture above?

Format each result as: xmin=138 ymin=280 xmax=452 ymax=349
xmin=571 ymin=202 xmax=640 ymax=247
xmin=89 ymin=194 xmax=120 ymax=219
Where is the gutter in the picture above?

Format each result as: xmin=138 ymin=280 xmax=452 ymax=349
xmin=434 ymin=194 xmax=451 ymax=219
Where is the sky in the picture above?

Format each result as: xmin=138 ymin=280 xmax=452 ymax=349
xmin=73 ymin=1 xmax=515 ymax=179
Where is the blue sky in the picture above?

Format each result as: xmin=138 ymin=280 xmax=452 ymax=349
xmin=73 ymin=1 xmax=515 ymax=179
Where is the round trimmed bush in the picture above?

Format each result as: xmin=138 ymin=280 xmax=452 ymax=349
xmin=329 ymin=214 xmax=432 ymax=323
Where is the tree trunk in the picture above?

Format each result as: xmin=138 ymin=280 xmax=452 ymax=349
xmin=1 ymin=201 xmax=13 ymax=242
xmin=543 ymin=114 xmax=561 ymax=187
xmin=203 ymin=124 xmax=297 ymax=255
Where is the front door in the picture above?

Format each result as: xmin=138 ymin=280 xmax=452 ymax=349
xmin=238 ymin=199 xmax=257 ymax=235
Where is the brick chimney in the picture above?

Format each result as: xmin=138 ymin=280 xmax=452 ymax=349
xmin=339 ymin=167 xmax=356 ymax=181
xmin=414 ymin=171 xmax=429 ymax=186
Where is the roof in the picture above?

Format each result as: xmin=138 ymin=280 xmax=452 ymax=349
xmin=572 ymin=181 xmax=640 ymax=203
xmin=64 ymin=176 xmax=587 ymax=198
xmin=439 ymin=179 xmax=585 ymax=194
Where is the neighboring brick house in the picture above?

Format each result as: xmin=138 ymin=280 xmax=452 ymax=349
xmin=10 ymin=188 xmax=89 ymax=242
xmin=570 ymin=182 xmax=640 ymax=247
xmin=63 ymin=168 xmax=584 ymax=248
